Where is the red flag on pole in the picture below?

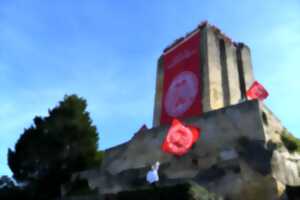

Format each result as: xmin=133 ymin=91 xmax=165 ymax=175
xmin=246 ymin=81 xmax=269 ymax=101
xmin=162 ymin=119 xmax=200 ymax=156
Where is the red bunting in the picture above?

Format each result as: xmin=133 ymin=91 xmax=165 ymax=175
xmin=162 ymin=119 xmax=200 ymax=156
xmin=160 ymin=30 xmax=202 ymax=125
xmin=246 ymin=81 xmax=269 ymax=101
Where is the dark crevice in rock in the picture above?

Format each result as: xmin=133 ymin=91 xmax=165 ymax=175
xmin=262 ymin=112 xmax=268 ymax=126
xmin=237 ymin=137 xmax=273 ymax=175
xmin=195 ymin=164 xmax=226 ymax=184
xmin=285 ymin=185 xmax=300 ymax=200
xmin=236 ymin=45 xmax=246 ymax=99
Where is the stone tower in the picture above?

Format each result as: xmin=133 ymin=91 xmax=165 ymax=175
xmin=153 ymin=22 xmax=254 ymax=127
xmin=66 ymin=23 xmax=300 ymax=200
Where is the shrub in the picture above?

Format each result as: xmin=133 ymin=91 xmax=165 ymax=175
xmin=281 ymin=129 xmax=300 ymax=153
xmin=66 ymin=177 xmax=97 ymax=196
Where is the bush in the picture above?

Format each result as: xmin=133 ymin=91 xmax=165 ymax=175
xmin=0 ymin=186 xmax=32 ymax=200
xmin=66 ymin=177 xmax=97 ymax=196
xmin=91 ymin=151 xmax=104 ymax=167
xmin=281 ymin=129 xmax=300 ymax=153
xmin=8 ymin=94 xmax=101 ymax=199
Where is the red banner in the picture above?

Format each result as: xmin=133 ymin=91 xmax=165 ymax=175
xmin=160 ymin=31 xmax=202 ymax=125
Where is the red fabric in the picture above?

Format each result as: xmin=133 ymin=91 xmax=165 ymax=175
xmin=162 ymin=119 xmax=200 ymax=156
xmin=190 ymin=126 xmax=200 ymax=143
xmin=246 ymin=81 xmax=269 ymax=101
xmin=160 ymin=31 xmax=202 ymax=125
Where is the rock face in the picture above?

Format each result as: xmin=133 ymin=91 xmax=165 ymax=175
xmin=70 ymin=100 xmax=300 ymax=200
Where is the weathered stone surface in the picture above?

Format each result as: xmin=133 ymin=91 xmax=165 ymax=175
xmin=238 ymin=176 xmax=282 ymax=200
xmin=153 ymin=56 xmax=164 ymax=127
xmin=69 ymin=99 xmax=300 ymax=200
xmin=260 ymin=103 xmax=284 ymax=144
xmin=204 ymin=26 xmax=224 ymax=111
xmin=101 ymin=100 xmax=265 ymax=176
xmin=200 ymin=25 xmax=211 ymax=113
xmin=237 ymin=138 xmax=272 ymax=175
xmin=238 ymin=44 xmax=255 ymax=91
xmin=272 ymin=151 xmax=300 ymax=186
xmin=219 ymin=148 xmax=238 ymax=161
xmin=224 ymin=42 xmax=241 ymax=105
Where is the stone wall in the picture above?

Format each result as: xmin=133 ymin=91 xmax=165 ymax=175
xmin=152 ymin=56 xmax=164 ymax=128
xmin=71 ymin=100 xmax=300 ymax=199
xmin=260 ymin=103 xmax=284 ymax=144
xmin=103 ymin=100 xmax=265 ymax=175
xmin=73 ymin=101 xmax=269 ymax=197
xmin=258 ymin=104 xmax=300 ymax=186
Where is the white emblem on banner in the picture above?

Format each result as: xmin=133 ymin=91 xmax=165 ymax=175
xmin=164 ymin=71 xmax=199 ymax=117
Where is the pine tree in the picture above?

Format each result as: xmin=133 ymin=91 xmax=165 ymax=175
xmin=8 ymin=94 xmax=101 ymax=199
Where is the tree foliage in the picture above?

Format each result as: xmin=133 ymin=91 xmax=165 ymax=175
xmin=0 ymin=176 xmax=14 ymax=189
xmin=281 ymin=129 xmax=300 ymax=153
xmin=8 ymin=94 xmax=101 ymax=199
xmin=0 ymin=176 xmax=31 ymax=200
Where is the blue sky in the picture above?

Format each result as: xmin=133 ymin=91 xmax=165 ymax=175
xmin=0 ymin=0 xmax=299 ymax=176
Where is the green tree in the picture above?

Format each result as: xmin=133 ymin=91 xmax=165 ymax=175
xmin=0 ymin=176 xmax=31 ymax=200
xmin=8 ymin=94 xmax=101 ymax=199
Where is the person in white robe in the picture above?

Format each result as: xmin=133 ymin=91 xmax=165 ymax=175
xmin=146 ymin=161 xmax=160 ymax=186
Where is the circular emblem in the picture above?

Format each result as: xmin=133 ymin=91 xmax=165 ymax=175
xmin=166 ymin=124 xmax=194 ymax=155
xmin=164 ymin=71 xmax=199 ymax=117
